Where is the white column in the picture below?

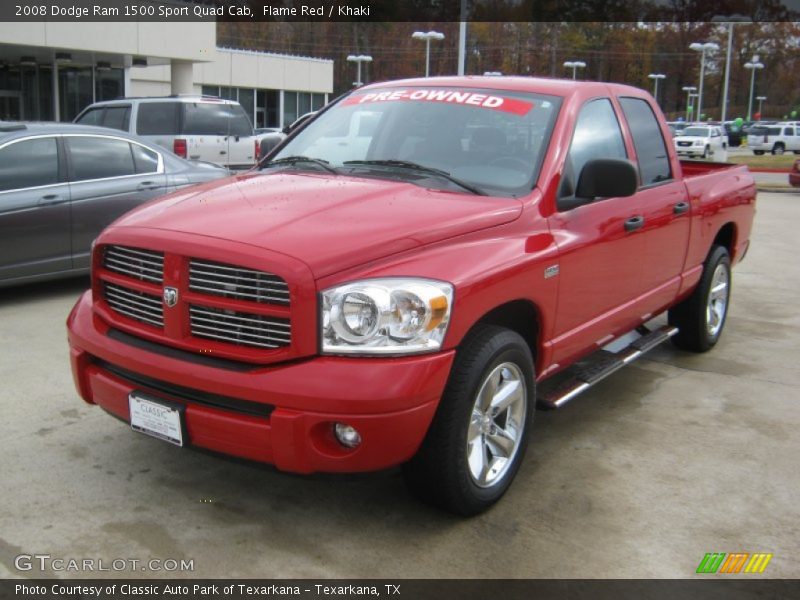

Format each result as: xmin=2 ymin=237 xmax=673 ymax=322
xmin=170 ymin=60 xmax=194 ymax=95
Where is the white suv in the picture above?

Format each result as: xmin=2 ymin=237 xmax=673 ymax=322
xmin=74 ymin=96 xmax=257 ymax=169
xmin=673 ymin=125 xmax=727 ymax=159
xmin=747 ymin=123 xmax=800 ymax=155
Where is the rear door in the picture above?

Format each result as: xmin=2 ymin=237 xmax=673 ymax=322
xmin=0 ymin=136 xmax=72 ymax=282
xmin=618 ymin=96 xmax=690 ymax=315
xmin=65 ymin=135 xmax=167 ymax=269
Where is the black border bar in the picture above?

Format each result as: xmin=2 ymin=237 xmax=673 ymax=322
xmin=2 ymin=0 xmax=798 ymax=22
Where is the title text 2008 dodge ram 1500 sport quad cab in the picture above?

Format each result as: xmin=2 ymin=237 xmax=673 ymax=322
xmin=67 ymin=77 xmax=756 ymax=515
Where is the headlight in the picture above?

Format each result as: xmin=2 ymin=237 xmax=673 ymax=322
xmin=322 ymin=278 xmax=453 ymax=355
xmin=694 ymin=140 xmax=704 ymax=146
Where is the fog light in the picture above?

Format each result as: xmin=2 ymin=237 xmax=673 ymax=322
xmin=333 ymin=423 xmax=361 ymax=449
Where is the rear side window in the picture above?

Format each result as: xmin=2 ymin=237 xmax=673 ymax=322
xmin=619 ymin=97 xmax=671 ymax=185
xmin=131 ymin=144 xmax=159 ymax=174
xmin=0 ymin=137 xmax=59 ymax=192
xmin=67 ymin=137 xmax=136 ymax=181
xmin=136 ymin=103 xmax=181 ymax=135
xmin=103 ymin=106 xmax=131 ymax=131
xmin=183 ymin=102 xmax=252 ymax=137
xmin=75 ymin=108 xmax=103 ymax=126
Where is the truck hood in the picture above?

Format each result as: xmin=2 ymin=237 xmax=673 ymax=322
xmin=113 ymin=171 xmax=523 ymax=277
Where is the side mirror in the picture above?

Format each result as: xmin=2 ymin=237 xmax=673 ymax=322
xmin=557 ymin=158 xmax=639 ymax=212
xmin=576 ymin=158 xmax=638 ymax=199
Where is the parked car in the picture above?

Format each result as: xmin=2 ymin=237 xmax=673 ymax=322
xmin=747 ymin=123 xmax=800 ymax=155
xmin=0 ymin=122 xmax=228 ymax=288
xmin=790 ymin=159 xmax=800 ymax=187
xmin=67 ymin=77 xmax=756 ymax=515
xmin=674 ymin=125 xmax=727 ymax=159
xmin=74 ymin=96 xmax=258 ymax=169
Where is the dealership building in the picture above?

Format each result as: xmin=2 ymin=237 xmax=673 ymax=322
xmin=0 ymin=20 xmax=333 ymax=128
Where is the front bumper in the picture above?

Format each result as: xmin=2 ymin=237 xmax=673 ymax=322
xmin=67 ymin=291 xmax=454 ymax=473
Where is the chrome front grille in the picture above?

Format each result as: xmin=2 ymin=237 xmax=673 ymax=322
xmin=189 ymin=305 xmax=290 ymax=349
xmin=104 ymin=283 xmax=164 ymax=328
xmin=103 ymin=246 xmax=164 ymax=284
xmin=189 ymin=259 xmax=289 ymax=306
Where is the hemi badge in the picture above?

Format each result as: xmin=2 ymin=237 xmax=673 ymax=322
xmin=544 ymin=265 xmax=560 ymax=279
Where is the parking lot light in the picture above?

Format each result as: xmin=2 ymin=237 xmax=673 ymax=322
xmin=689 ymin=42 xmax=719 ymax=122
xmin=711 ymin=15 xmax=752 ymax=124
xmin=563 ymin=60 xmax=586 ymax=80
xmin=744 ymin=56 xmax=765 ymax=122
xmin=756 ymin=95 xmax=767 ymax=120
xmin=648 ymin=73 xmax=666 ymax=103
xmin=346 ymin=54 xmax=372 ymax=87
xmin=683 ymin=86 xmax=697 ymax=122
xmin=412 ymin=31 xmax=445 ymax=77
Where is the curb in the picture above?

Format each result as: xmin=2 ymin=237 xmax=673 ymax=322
xmin=756 ymin=186 xmax=798 ymax=194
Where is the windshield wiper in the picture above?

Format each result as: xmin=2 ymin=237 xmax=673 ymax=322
xmin=343 ymin=159 xmax=487 ymax=196
xmin=263 ymin=156 xmax=339 ymax=175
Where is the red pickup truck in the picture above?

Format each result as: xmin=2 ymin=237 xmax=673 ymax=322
xmin=67 ymin=77 xmax=756 ymax=515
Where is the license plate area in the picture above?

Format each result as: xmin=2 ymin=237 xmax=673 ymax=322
xmin=129 ymin=392 xmax=186 ymax=447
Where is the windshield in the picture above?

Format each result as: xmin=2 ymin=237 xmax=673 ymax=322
xmin=268 ymin=87 xmax=562 ymax=197
xmin=683 ymin=127 xmax=710 ymax=137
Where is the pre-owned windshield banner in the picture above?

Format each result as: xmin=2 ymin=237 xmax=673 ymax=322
xmin=342 ymin=89 xmax=535 ymax=116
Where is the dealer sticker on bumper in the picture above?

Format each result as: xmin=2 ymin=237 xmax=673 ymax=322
xmin=129 ymin=393 xmax=184 ymax=447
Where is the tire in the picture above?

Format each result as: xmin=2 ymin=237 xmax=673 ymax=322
xmin=754 ymin=150 xmax=765 ymax=156
xmin=702 ymin=146 xmax=709 ymax=159
xmin=793 ymin=151 xmax=800 ymax=155
xmin=773 ymin=143 xmax=785 ymax=155
xmin=403 ymin=324 xmax=535 ymax=516
xmin=669 ymin=245 xmax=732 ymax=352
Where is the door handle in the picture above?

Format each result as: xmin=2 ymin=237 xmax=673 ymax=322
xmin=624 ymin=215 xmax=645 ymax=232
xmin=673 ymin=201 xmax=690 ymax=215
xmin=37 ymin=194 xmax=66 ymax=206
xmin=219 ymin=150 xmax=228 ymax=155
xmin=136 ymin=181 xmax=160 ymax=191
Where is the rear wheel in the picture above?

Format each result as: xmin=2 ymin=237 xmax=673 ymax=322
xmin=773 ymin=143 xmax=785 ymax=155
xmin=669 ymin=245 xmax=731 ymax=352
xmin=754 ymin=150 xmax=765 ymax=156
xmin=403 ymin=324 xmax=535 ymax=516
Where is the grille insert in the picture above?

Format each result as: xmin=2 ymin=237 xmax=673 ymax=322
xmin=189 ymin=259 xmax=289 ymax=305
xmin=103 ymin=246 xmax=164 ymax=284
xmin=104 ymin=283 xmax=164 ymax=328
xmin=190 ymin=305 xmax=290 ymax=349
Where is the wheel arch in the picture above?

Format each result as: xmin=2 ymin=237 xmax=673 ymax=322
xmin=712 ymin=222 xmax=737 ymax=258
xmin=462 ymin=299 xmax=542 ymax=371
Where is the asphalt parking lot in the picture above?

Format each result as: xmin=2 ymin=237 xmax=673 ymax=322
xmin=1 ymin=190 xmax=798 ymax=579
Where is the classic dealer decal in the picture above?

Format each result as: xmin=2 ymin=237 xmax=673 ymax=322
xmin=342 ymin=89 xmax=535 ymax=116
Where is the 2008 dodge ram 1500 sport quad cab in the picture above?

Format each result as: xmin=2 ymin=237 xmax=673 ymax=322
xmin=67 ymin=77 xmax=756 ymax=515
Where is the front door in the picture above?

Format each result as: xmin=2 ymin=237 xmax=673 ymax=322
xmin=548 ymin=98 xmax=645 ymax=365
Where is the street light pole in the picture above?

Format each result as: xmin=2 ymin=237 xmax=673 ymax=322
xmin=711 ymin=15 xmax=752 ymax=124
xmin=682 ymin=86 xmax=697 ymax=122
xmin=412 ymin=31 xmax=445 ymax=77
xmin=648 ymin=73 xmax=666 ymax=103
xmin=346 ymin=55 xmax=373 ymax=87
xmin=689 ymin=42 xmax=719 ymax=122
xmin=744 ymin=55 xmax=765 ymax=122
xmin=756 ymin=96 xmax=767 ymax=120
xmin=563 ymin=60 xmax=586 ymax=80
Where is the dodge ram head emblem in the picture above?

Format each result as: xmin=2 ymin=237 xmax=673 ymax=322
xmin=163 ymin=287 xmax=179 ymax=308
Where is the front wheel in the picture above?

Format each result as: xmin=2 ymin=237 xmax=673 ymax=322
xmin=773 ymin=143 xmax=785 ymax=155
xmin=702 ymin=145 xmax=709 ymax=159
xmin=669 ymin=245 xmax=732 ymax=352
xmin=754 ymin=150 xmax=765 ymax=156
xmin=403 ymin=325 xmax=535 ymax=515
